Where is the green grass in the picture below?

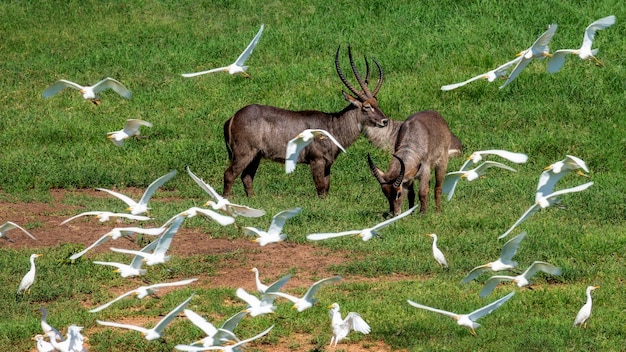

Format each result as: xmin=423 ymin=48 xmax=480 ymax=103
xmin=1 ymin=0 xmax=626 ymax=350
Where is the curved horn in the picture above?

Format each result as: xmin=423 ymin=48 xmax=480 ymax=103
xmin=367 ymin=154 xmax=386 ymax=185
xmin=348 ymin=46 xmax=373 ymax=97
xmin=371 ymin=58 xmax=384 ymax=97
xmin=392 ymin=155 xmax=405 ymax=188
xmin=335 ymin=46 xmax=367 ymax=100
xmin=364 ymin=55 xmax=370 ymax=85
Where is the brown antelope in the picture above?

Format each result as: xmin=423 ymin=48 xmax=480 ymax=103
xmin=368 ymin=110 xmax=452 ymax=215
xmin=222 ymin=46 xmax=389 ymax=198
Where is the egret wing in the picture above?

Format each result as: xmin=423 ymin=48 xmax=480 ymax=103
xmin=89 ymin=289 xmax=138 ymax=313
xmin=97 ymin=188 xmax=138 ymax=208
xmin=42 ymin=80 xmax=84 ymax=98
xmin=186 ymin=166 xmax=221 ymax=201
xmin=285 ymin=136 xmax=310 ymax=173
xmin=181 ymin=67 xmax=229 ymax=78
xmin=93 ymin=77 xmax=131 ymax=98
xmin=152 ymin=294 xmax=194 ymax=334
xmin=234 ymin=24 xmax=264 ymax=66
xmin=267 ymin=207 xmax=301 ymax=236
xmin=547 ymin=50 xmax=575 ymax=73
xmin=1 ymin=221 xmax=36 ymax=239
xmin=313 ymin=129 xmax=346 ymax=153
xmin=370 ymin=205 xmax=418 ymax=231
xmin=498 ymin=203 xmax=540 ymax=239
xmin=407 ymin=300 xmax=458 ymax=319
xmin=441 ymin=72 xmax=488 ymax=91
xmin=302 ymin=276 xmax=341 ymax=303
xmin=442 ymin=172 xmax=463 ymax=201
xmin=184 ymin=309 xmax=218 ymax=336
xmin=523 ymin=261 xmax=561 ymax=278
xmin=138 ymin=170 xmax=177 ymax=207
xmin=479 ymin=276 xmax=514 ymax=297
xmin=470 ymin=291 xmax=515 ymax=320
xmin=500 ymin=231 xmax=527 ymax=262
xmin=582 ymin=15 xmax=616 ymax=51
xmin=461 ymin=264 xmax=490 ymax=284
xmin=265 ymin=274 xmax=292 ymax=294
xmin=69 ymin=233 xmax=114 ymax=260
xmin=189 ymin=208 xmax=235 ymax=226
xmin=96 ymin=320 xmax=148 ymax=334
xmin=306 ymin=230 xmax=362 ymax=241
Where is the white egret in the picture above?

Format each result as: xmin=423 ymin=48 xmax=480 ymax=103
xmin=408 ymin=291 xmax=515 ymax=336
xmin=179 ymin=207 xmax=235 ymax=226
xmin=250 ymin=267 xmax=292 ymax=294
xmin=97 ymin=294 xmax=194 ymax=341
xmin=42 ymin=77 xmax=131 ymax=104
xmin=186 ymin=166 xmax=265 ymax=217
xmin=17 ymin=253 xmax=42 ymax=294
xmin=462 ymin=231 xmax=527 ymax=284
xmin=460 ymin=150 xmax=529 ymax=172
xmin=328 ymin=302 xmax=370 ymax=347
xmin=39 ymin=307 xmax=62 ymax=341
xmin=93 ymin=239 xmax=158 ymax=277
xmin=89 ymin=278 xmax=198 ymax=313
xmin=183 ymin=310 xmax=246 ymax=347
xmin=110 ymin=215 xmax=184 ymax=266
xmin=245 ymin=207 xmax=301 ymax=246
xmin=548 ymin=15 xmax=616 ymax=72
xmin=67 ymin=325 xmax=87 ymax=352
xmin=69 ymin=226 xmax=166 ymax=260
xmin=440 ymin=56 xmax=522 ymax=91
xmin=426 ymin=234 xmax=448 ymax=268
xmin=32 ymin=334 xmax=54 ymax=352
xmin=442 ymin=161 xmax=517 ymax=201
xmin=574 ymin=285 xmax=599 ymax=328
xmin=60 ymin=211 xmax=151 ymax=225
xmin=97 ymin=170 xmax=177 ymax=215
xmin=174 ymin=325 xmax=274 ymax=351
xmin=307 ymin=205 xmax=417 ymax=242
xmin=107 ymin=119 xmax=152 ymax=146
xmin=499 ymin=181 xmax=594 ymax=239
xmin=235 ymin=287 xmax=278 ymax=317
xmin=500 ymin=24 xmax=558 ymax=89
xmin=182 ymin=24 xmax=264 ymax=78
xmin=267 ymin=275 xmax=342 ymax=312
xmin=285 ymin=129 xmax=346 ymax=173
xmin=0 ymin=221 xmax=36 ymax=241
xmin=479 ymin=261 xmax=562 ymax=297
xmin=536 ymin=155 xmax=589 ymax=202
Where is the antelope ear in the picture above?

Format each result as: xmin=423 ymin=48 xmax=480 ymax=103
xmin=343 ymin=91 xmax=362 ymax=108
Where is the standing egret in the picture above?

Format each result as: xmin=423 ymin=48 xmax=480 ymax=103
xmin=107 ymin=119 xmax=152 ymax=146
xmin=536 ymin=155 xmax=589 ymax=202
xmin=97 ymin=294 xmax=194 ymax=341
xmin=0 ymin=221 xmax=37 ymax=241
xmin=548 ymin=15 xmax=616 ymax=72
xmin=267 ymin=275 xmax=342 ymax=312
xmin=479 ymin=261 xmax=562 ymax=297
xmin=97 ymin=170 xmax=177 ymax=215
xmin=440 ymin=56 xmax=522 ymax=91
xmin=574 ymin=286 xmax=599 ymax=328
xmin=42 ymin=77 xmax=131 ymax=104
xmin=285 ymin=129 xmax=346 ymax=173
xmin=500 ymin=24 xmax=558 ymax=89
xmin=328 ymin=302 xmax=371 ymax=347
xmin=244 ymin=207 xmax=301 ymax=246
xmin=174 ymin=325 xmax=274 ymax=351
xmin=17 ymin=253 xmax=42 ymax=294
xmin=69 ymin=226 xmax=166 ymax=260
xmin=426 ymin=234 xmax=448 ymax=268
xmin=250 ymin=268 xmax=292 ymax=294
xmin=462 ymin=231 xmax=527 ymax=284
xmin=307 ymin=205 xmax=417 ymax=242
xmin=408 ymin=291 xmax=515 ymax=336
xmin=442 ymin=161 xmax=517 ymax=201
xmin=182 ymin=24 xmax=264 ymax=78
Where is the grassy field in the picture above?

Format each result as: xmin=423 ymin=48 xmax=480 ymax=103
xmin=1 ymin=0 xmax=625 ymax=350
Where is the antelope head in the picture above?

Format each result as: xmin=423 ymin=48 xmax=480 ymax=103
xmin=368 ymin=154 xmax=406 ymax=215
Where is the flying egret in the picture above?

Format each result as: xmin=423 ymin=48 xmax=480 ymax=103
xmin=178 ymin=207 xmax=236 ymax=226
xmin=186 ymin=166 xmax=265 ymax=217
xmin=182 ymin=310 xmax=246 ymax=348
xmin=440 ymin=56 xmax=522 ymax=91
xmin=442 ymin=161 xmax=518 ymax=201
xmin=426 ymin=234 xmax=448 ymax=268
xmin=244 ymin=207 xmax=301 ymax=246
xmin=110 ymin=215 xmax=184 ymax=266
xmin=285 ymin=129 xmax=346 ymax=173
xmin=250 ymin=268 xmax=292 ymax=294
xmin=97 ymin=294 xmax=194 ymax=341
xmin=39 ymin=307 xmax=62 ymax=341
xmin=267 ymin=275 xmax=342 ymax=312
xmin=69 ymin=226 xmax=166 ymax=260
xmin=479 ymin=261 xmax=562 ymax=297
xmin=328 ymin=302 xmax=371 ymax=347
xmin=408 ymin=291 xmax=515 ymax=336
xmin=182 ymin=24 xmax=264 ymax=78
xmin=97 ymin=169 xmax=177 ymax=215
xmin=107 ymin=119 xmax=153 ymax=146
xmin=235 ymin=287 xmax=278 ymax=317
xmin=574 ymin=285 xmax=599 ymax=328
xmin=174 ymin=325 xmax=274 ymax=352
xmin=307 ymin=205 xmax=417 ymax=242
xmin=93 ymin=240 xmax=158 ymax=277
xmin=0 ymin=221 xmax=37 ymax=241
xmin=500 ymin=24 xmax=558 ymax=89
xmin=89 ymin=278 xmax=198 ymax=313
xmin=536 ymin=155 xmax=589 ymax=202
xmin=17 ymin=253 xmax=42 ymax=294
xmin=32 ymin=334 xmax=55 ymax=352
xmin=499 ymin=181 xmax=594 ymax=239
xmin=60 ymin=211 xmax=151 ymax=225
xmin=42 ymin=77 xmax=131 ymax=104
xmin=548 ymin=15 xmax=616 ymax=72
xmin=462 ymin=231 xmax=527 ymax=284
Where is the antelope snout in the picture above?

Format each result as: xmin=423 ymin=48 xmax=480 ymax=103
xmin=379 ymin=118 xmax=389 ymax=127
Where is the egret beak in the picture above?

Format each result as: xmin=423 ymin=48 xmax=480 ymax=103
xmin=576 ymin=170 xmax=590 ymax=178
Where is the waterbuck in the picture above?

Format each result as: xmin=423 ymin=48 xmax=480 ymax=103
xmin=223 ymin=46 xmax=389 ymax=198
xmin=368 ymin=110 xmax=452 ymax=215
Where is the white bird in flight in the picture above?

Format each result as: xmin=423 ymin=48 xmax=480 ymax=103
xmin=186 ymin=166 xmax=265 ymax=217
xmin=179 ymin=207 xmax=236 ymax=226
xmin=251 ymin=267 xmax=292 ymax=294
xmin=93 ymin=239 xmax=157 ymax=277
xmin=182 ymin=24 xmax=264 ymax=78
xmin=408 ymin=291 xmax=515 ymax=336
xmin=42 ymin=77 xmax=131 ymax=104
xmin=440 ymin=56 xmax=522 ymax=91
xmin=17 ymin=253 xmax=42 ymax=294
xmin=499 ymin=181 xmax=594 ymax=239
xmin=479 ymin=261 xmax=562 ymax=297
xmin=245 ymin=207 xmax=301 ymax=246
xmin=174 ymin=325 xmax=274 ymax=352
xmin=462 ymin=231 xmax=527 ymax=284
xmin=235 ymin=287 xmax=279 ymax=317
xmin=535 ymin=155 xmax=589 ymax=202
xmin=500 ymin=23 xmax=558 ymax=89
xmin=69 ymin=226 xmax=166 ymax=260
xmin=307 ymin=205 xmax=417 ymax=242
xmin=89 ymin=278 xmax=198 ymax=313
xmin=442 ymin=161 xmax=517 ymax=201
xmin=574 ymin=285 xmax=599 ymax=328
xmin=97 ymin=169 xmax=177 ymax=215
xmin=60 ymin=211 xmax=151 ymax=225
xmin=285 ymin=129 xmax=346 ymax=173
xmin=426 ymin=233 xmax=448 ymax=268
xmin=328 ymin=302 xmax=371 ymax=347
xmin=182 ymin=310 xmax=246 ymax=348
xmin=267 ymin=275 xmax=342 ymax=312
xmin=0 ymin=221 xmax=37 ymax=242
xmin=548 ymin=15 xmax=616 ymax=72
xmin=97 ymin=294 xmax=194 ymax=341
xmin=107 ymin=119 xmax=153 ymax=146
